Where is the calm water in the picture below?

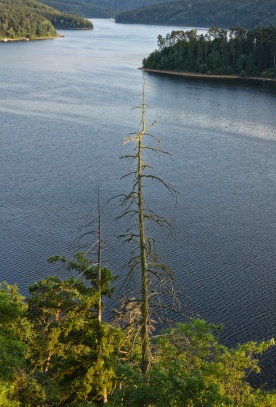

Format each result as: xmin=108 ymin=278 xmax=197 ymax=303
xmin=0 ymin=19 xmax=276 ymax=386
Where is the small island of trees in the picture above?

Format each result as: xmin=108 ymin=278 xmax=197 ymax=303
xmin=142 ymin=26 xmax=276 ymax=80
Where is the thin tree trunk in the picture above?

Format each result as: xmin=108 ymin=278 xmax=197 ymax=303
xmin=138 ymin=83 xmax=150 ymax=377
xmin=97 ymin=185 xmax=108 ymax=404
xmin=44 ymin=354 xmax=51 ymax=373
xmin=97 ymin=183 xmax=102 ymax=323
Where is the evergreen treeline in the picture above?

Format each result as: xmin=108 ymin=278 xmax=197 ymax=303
xmin=0 ymin=0 xmax=92 ymax=40
xmin=40 ymin=0 xmax=114 ymax=19
xmin=38 ymin=0 xmax=169 ymax=18
xmin=142 ymin=26 xmax=276 ymax=79
xmin=1 ymin=275 xmax=276 ymax=407
xmin=116 ymin=0 xmax=276 ymax=30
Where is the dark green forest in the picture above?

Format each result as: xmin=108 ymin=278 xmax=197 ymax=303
xmin=38 ymin=0 xmax=170 ymax=19
xmin=116 ymin=0 xmax=276 ymax=29
xmin=0 ymin=0 xmax=92 ymax=40
xmin=142 ymin=26 xmax=276 ymax=79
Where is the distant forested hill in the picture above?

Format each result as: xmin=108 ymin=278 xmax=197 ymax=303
xmin=39 ymin=0 xmax=113 ymax=18
xmin=0 ymin=0 xmax=92 ymax=40
xmin=116 ymin=0 xmax=276 ymax=29
xmin=39 ymin=0 xmax=170 ymax=18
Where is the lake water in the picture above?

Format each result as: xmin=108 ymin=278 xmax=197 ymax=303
xmin=0 ymin=19 xmax=276 ymax=386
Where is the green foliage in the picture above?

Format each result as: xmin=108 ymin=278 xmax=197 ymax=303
xmin=17 ymin=373 xmax=47 ymax=407
xmin=143 ymin=26 xmax=276 ymax=79
xmin=0 ymin=279 xmax=275 ymax=406
xmin=152 ymin=320 xmax=276 ymax=407
xmin=0 ymin=3 xmax=57 ymax=39
xmin=0 ymin=283 xmax=26 ymax=324
xmin=155 ymin=319 xmax=223 ymax=369
xmin=0 ymin=283 xmax=30 ymax=378
xmin=0 ymin=0 xmax=92 ymax=40
xmin=0 ymin=382 xmax=21 ymax=407
xmin=0 ymin=334 xmax=26 ymax=380
xmin=0 ymin=284 xmax=42 ymax=406
xmin=109 ymin=319 xmax=275 ymax=407
xmin=26 ymin=270 xmax=124 ymax=405
xmin=116 ymin=0 xmax=276 ymax=29
xmin=49 ymin=252 xmax=116 ymax=298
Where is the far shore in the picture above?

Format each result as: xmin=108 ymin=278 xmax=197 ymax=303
xmin=0 ymin=36 xmax=59 ymax=43
xmin=139 ymin=67 xmax=276 ymax=83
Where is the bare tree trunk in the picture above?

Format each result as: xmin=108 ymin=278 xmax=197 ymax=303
xmin=97 ymin=183 xmax=102 ymax=323
xmin=118 ymin=75 xmax=177 ymax=381
xmin=137 ymin=88 xmax=151 ymax=377
xmin=44 ymin=354 xmax=51 ymax=373
xmin=97 ymin=185 xmax=108 ymax=404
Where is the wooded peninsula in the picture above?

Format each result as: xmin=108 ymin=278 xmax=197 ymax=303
xmin=0 ymin=0 xmax=92 ymax=40
xmin=142 ymin=26 xmax=276 ymax=80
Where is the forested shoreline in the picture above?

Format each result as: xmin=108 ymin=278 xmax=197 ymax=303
xmin=141 ymin=68 xmax=276 ymax=83
xmin=0 ymin=0 xmax=92 ymax=40
xmin=143 ymin=26 xmax=276 ymax=79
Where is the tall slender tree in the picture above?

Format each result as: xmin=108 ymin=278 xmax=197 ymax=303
xmin=117 ymin=76 xmax=178 ymax=377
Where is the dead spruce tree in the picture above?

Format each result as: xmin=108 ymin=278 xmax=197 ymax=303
xmin=116 ymin=77 xmax=179 ymax=377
